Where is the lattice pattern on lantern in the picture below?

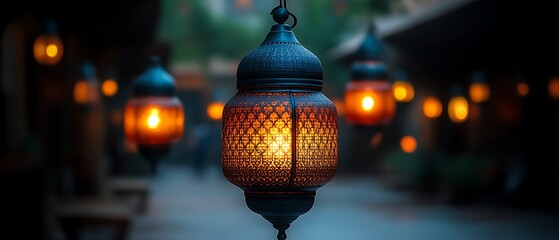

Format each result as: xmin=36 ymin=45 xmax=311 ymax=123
xmin=292 ymin=92 xmax=338 ymax=187
xmin=124 ymin=96 xmax=184 ymax=145
xmin=222 ymin=91 xmax=338 ymax=191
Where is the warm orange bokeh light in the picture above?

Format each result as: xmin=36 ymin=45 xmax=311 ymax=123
xmin=236 ymin=0 xmax=252 ymax=8
xmin=400 ymin=135 xmax=417 ymax=153
xmin=448 ymin=96 xmax=469 ymax=123
xmin=101 ymin=79 xmax=119 ymax=97
xmin=124 ymin=97 xmax=184 ymax=145
xmin=33 ymin=34 xmax=63 ymax=65
xmin=423 ymin=97 xmax=442 ymax=119
xmin=517 ymin=82 xmax=529 ymax=97
xmin=549 ymin=78 xmax=559 ymax=100
xmin=207 ymin=102 xmax=225 ymax=120
xmin=469 ymin=82 xmax=490 ymax=103
xmin=73 ymin=80 xmax=97 ymax=104
xmin=344 ymin=80 xmax=395 ymax=126
xmin=392 ymin=81 xmax=415 ymax=102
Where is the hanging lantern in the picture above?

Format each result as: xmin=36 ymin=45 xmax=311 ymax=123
xmin=101 ymin=68 xmax=119 ymax=98
xmin=73 ymin=61 xmax=99 ymax=105
xmin=222 ymin=3 xmax=338 ymax=240
xmin=549 ymin=77 xmax=559 ymax=100
xmin=448 ymin=87 xmax=469 ymax=123
xmin=392 ymin=70 xmax=414 ymax=102
xmin=124 ymin=56 xmax=184 ymax=172
xmin=469 ymin=70 xmax=490 ymax=103
xmin=343 ymin=21 xmax=395 ymax=131
xmin=515 ymin=70 xmax=529 ymax=98
xmin=33 ymin=20 xmax=63 ymax=66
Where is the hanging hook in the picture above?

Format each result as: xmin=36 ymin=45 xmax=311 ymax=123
xmin=273 ymin=0 xmax=296 ymax=29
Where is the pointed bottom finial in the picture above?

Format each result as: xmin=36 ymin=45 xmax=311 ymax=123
xmin=244 ymin=192 xmax=315 ymax=240
xmin=274 ymin=223 xmax=290 ymax=240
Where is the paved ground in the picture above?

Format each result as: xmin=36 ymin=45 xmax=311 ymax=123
xmin=54 ymin=162 xmax=559 ymax=240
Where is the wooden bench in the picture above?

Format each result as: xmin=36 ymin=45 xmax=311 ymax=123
xmin=55 ymin=197 xmax=134 ymax=240
xmin=107 ymin=177 xmax=150 ymax=213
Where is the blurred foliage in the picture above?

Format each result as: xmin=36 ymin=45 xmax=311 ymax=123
xmin=157 ymin=0 xmax=400 ymax=69
xmin=381 ymin=149 xmax=494 ymax=201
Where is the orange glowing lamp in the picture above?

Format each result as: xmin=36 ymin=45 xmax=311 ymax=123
xmin=206 ymin=101 xmax=225 ymax=120
xmin=549 ymin=77 xmax=559 ymax=100
xmin=517 ymin=82 xmax=529 ymax=97
xmin=101 ymin=79 xmax=118 ymax=97
xmin=469 ymin=70 xmax=490 ymax=103
xmin=423 ymin=96 xmax=442 ymax=119
xmin=448 ymin=96 xmax=469 ymax=123
xmin=400 ymin=135 xmax=417 ymax=154
xmin=392 ymin=70 xmax=414 ymax=102
xmin=73 ymin=61 xmax=99 ymax=105
xmin=344 ymin=61 xmax=395 ymax=127
xmin=33 ymin=21 xmax=63 ymax=66
xmin=124 ymin=56 xmax=184 ymax=172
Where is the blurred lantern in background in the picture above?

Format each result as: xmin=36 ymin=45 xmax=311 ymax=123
xmin=221 ymin=3 xmax=338 ymax=240
xmin=392 ymin=70 xmax=414 ymax=102
xmin=33 ymin=20 xmax=63 ymax=66
xmin=400 ymin=135 xmax=417 ymax=154
xmin=344 ymin=22 xmax=395 ymax=132
xmin=549 ymin=77 xmax=559 ymax=100
xmin=515 ymin=69 xmax=529 ymax=98
xmin=422 ymin=96 xmax=442 ymax=119
xmin=206 ymin=101 xmax=225 ymax=120
xmin=448 ymin=86 xmax=469 ymax=123
xmin=469 ymin=69 xmax=490 ymax=103
xmin=124 ymin=56 xmax=184 ymax=173
xmin=101 ymin=68 xmax=119 ymax=98
xmin=73 ymin=61 xmax=99 ymax=105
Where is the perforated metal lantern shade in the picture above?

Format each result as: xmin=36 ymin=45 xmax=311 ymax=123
xmin=221 ymin=6 xmax=338 ymax=240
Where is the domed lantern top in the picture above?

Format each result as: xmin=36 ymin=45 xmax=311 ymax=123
xmin=222 ymin=3 xmax=338 ymax=240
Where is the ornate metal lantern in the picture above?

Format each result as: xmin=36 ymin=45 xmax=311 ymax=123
xmin=33 ymin=20 xmax=63 ymax=66
xmin=124 ymin=56 xmax=184 ymax=172
xmin=221 ymin=2 xmax=338 ymax=240
xmin=344 ymin=23 xmax=395 ymax=131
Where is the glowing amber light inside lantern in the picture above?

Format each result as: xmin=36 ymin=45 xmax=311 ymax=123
xmin=344 ymin=80 xmax=395 ymax=126
xmin=423 ymin=97 xmax=442 ymax=119
xmin=448 ymin=96 xmax=469 ymax=123
xmin=469 ymin=82 xmax=490 ymax=103
xmin=222 ymin=92 xmax=338 ymax=190
xmin=361 ymin=96 xmax=374 ymax=111
xmin=207 ymin=102 xmax=225 ymax=120
xmin=400 ymin=136 xmax=417 ymax=153
xmin=147 ymin=108 xmax=161 ymax=129
xmin=517 ymin=82 xmax=529 ymax=97
xmin=101 ymin=79 xmax=119 ymax=97
xmin=33 ymin=35 xmax=63 ymax=65
xmin=46 ymin=44 xmax=58 ymax=57
xmin=392 ymin=81 xmax=415 ymax=102
xmin=549 ymin=78 xmax=559 ymax=100
xmin=124 ymin=97 xmax=184 ymax=145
